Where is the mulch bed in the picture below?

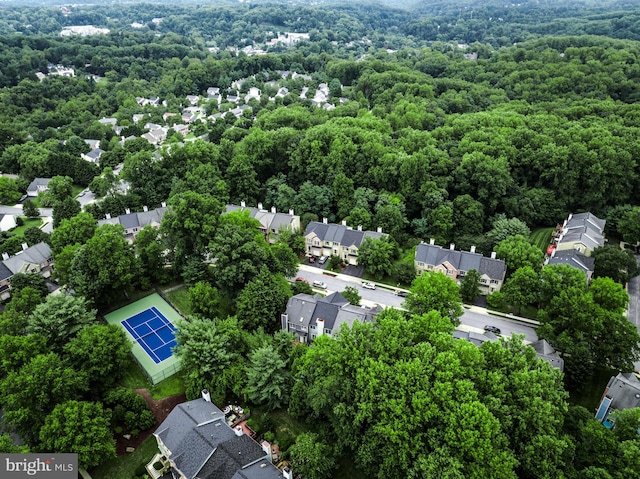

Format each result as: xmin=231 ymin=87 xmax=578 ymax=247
xmin=115 ymin=389 xmax=186 ymax=455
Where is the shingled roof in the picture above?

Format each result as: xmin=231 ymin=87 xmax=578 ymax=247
xmin=415 ymin=243 xmax=506 ymax=281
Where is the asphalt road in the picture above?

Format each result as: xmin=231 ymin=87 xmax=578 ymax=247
xmin=294 ymin=269 xmax=539 ymax=343
xmin=627 ymin=254 xmax=640 ymax=372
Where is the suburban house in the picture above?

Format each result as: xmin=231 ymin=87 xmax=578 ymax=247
xmin=281 ymin=291 xmax=382 ymax=343
xmin=26 ymin=177 xmax=52 ymax=197
xmin=305 ymin=220 xmax=385 ymax=265
xmin=595 ymin=372 xmax=640 ymax=428
xmin=546 ymin=249 xmax=595 ymax=280
xmin=225 ymin=203 xmax=301 ymax=243
xmin=82 ymin=147 xmax=104 ymax=164
xmin=0 ymin=242 xmax=54 ymax=300
xmin=149 ymin=391 xmax=291 ymax=479
xmin=98 ymin=204 xmax=168 ymax=242
xmin=553 ymin=212 xmax=606 ymax=257
xmin=0 ymin=214 xmax=17 ymax=232
xmin=414 ymin=241 xmax=507 ymax=294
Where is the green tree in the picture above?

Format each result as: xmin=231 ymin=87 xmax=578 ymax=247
xmin=22 ymin=199 xmax=40 ymax=218
xmin=592 ymin=245 xmax=639 ymax=284
xmin=9 ymin=272 xmax=48 ymax=297
xmin=0 ymin=433 xmax=28 ymax=453
xmin=64 ymin=324 xmax=131 ymax=394
xmin=589 ymin=277 xmax=629 ymax=313
xmin=134 ymin=225 xmax=167 ymax=287
xmin=0 ymin=176 xmax=21 ymax=204
xmin=69 ymin=224 xmax=138 ymax=305
xmin=245 ymin=345 xmax=289 ymax=410
xmin=487 ymin=215 xmax=531 ymax=246
xmin=459 ymin=269 xmax=481 ymax=303
xmin=53 ymin=243 xmax=81 ymax=285
xmin=188 ymin=281 xmax=219 ymax=318
xmin=288 ymin=433 xmax=337 ymax=479
xmin=236 ymin=266 xmax=292 ymax=332
xmin=26 ymin=294 xmax=96 ymax=351
xmin=50 ymin=212 xmax=97 ymax=255
xmin=617 ymin=206 xmax=640 ymax=245
xmin=39 ymin=401 xmax=115 ymax=469
xmin=404 ymin=271 xmax=463 ymax=324
xmin=496 ymin=235 xmax=544 ymax=275
xmin=0 ymin=353 xmax=87 ymax=444
xmin=501 ymin=266 xmax=540 ymax=314
xmin=342 ymin=285 xmax=361 ymax=305
xmin=52 ymin=195 xmax=81 ymax=228
xmin=357 ymin=236 xmax=395 ymax=280
xmin=0 ymin=334 xmax=47 ymax=379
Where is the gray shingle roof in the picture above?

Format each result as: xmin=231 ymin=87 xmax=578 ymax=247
xmin=547 ymin=249 xmax=594 ymax=277
xmin=0 ymin=262 xmax=13 ymax=282
xmin=26 ymin=177 xmax=52 ymax=194
xmin=305 ymin=221 xmax=383 ymax=247
xmin=604 ymin=373 xmax=640 ymax=412
xmin=230 ymin=459 xmax=283 ymax=479
xmin=530 ymin=339 xmax=564 ymax=371
xmin=2 ymin=242 xmax=52 ymax=274
xmin=557 ymin=212 xmax=606 ymax=252
xmin=415 ymin=243 xmax=506 ymax=281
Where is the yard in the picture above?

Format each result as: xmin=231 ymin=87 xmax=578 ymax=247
xmin=164 ymin=285 xmax=192 ymax=316
xmin=9 ymin=217 xmax=42 ymax=237
xmin=90 ymin=434 xmax=158 ymax=479
xmin=530 ymin=227 xmax=554 ymax=253
xmin=119 ymin=360 xmax=185 ymax=400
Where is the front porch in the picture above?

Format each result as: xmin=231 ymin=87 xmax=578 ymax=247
xmin=145 ymin=453 xmax=171 ymax=479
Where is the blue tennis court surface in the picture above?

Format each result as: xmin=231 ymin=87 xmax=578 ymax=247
xmin=121 ymin=307 xmax=177 ymax=364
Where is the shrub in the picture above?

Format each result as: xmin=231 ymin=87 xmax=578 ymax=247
xmin=15 ymin=217 xmax=24 ymax=227
xmin=486 ymin=291 xmax=506 ymax=309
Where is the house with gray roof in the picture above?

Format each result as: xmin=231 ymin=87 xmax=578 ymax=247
xmin=151 ymin=391 xmax=290 ymax=479
xmin=98 ymin=205 xmax=167 ymax=242
xmin=529 ymin=339 xmax=564 ymax=371
xmin=595 ymin=372 xmax=640 ymax=429
xmin=281 ymin=291 xmax=381 ymax=344
xmin=555 ymin=212 xmax=606 ymax=257
xmin=26 ymin=177 xmax=52 ymax=197
xmin=414 ymin=240 xmax=507 ymax=294
xmin=82 ymin=147 xmax=104 ymax=164
xmin=225 ymin=203 xmax=300 ymax=243
xmin=0 ymin=242 xmax=53 ymax=300
xmin=546 ymin=249 xmax=595 ymax=280
xmin=305 ymin=219 xmax=384 ymax=265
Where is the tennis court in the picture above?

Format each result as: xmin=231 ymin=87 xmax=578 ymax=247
xmin=105 ymin=293 xmax=182 ymax=384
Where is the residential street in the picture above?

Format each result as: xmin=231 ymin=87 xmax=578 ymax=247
xmin=627 ymin=254 xmax=640 ymax=372
xmin=294 ymin=267 xmax=539 ymax=343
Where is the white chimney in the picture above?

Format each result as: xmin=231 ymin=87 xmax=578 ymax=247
xmin=449 ymin=243 xmax=455 ymax=251
xmin=429 ymin=238 xmax=435 ymax=245
xmin=125 ymin=208 xmax=131 ymax=214
xmin=316 ymin=318 xmax=325 ymax=336
xmin=322 ymin=217 xmax=328 ymax=224
xmin=143 ymin=205 xmax=148 ymax=212
xmin=342 ymin=220 xmax=347 ymax=226
xmin=241 ymin=200 xmax=246 ymax=208
xmin=21 ymin=242 xmax=28 ymax=251
xmin=283 ymin=466 xmax=293 ymax=479
xmin=357 ymin=225 xmax=362 ymax=231
xmin=161 ymin=201 xmax=167 ymax=207
xmin=568 ymin=213 xmax=573 ymax=221
xmin=288 ymin=209 xmax=294 ymax=216
xmin=470 ymin=245 xmax=476 ymax=253
xmin=2 ymin=252 xmax=8 ymax=260
xmin=491 ymin=251 xmax=497 ymax=259
xmin=201 ymin=389 xmax=211 ymax=402
xmin=271 ymin=206 xmax=276 ymax=214
xmin=105 ymin=213 xmax=111 ymax=219
xmin=258 ymin=202 xmax=263 ymax=210
xmin=234 ymin=426 xmax=243 ymax=437
xmin=377 ymin=226 xmax=382 ymax=233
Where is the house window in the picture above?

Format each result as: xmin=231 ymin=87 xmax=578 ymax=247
xmin=334 ymin=250 xmax=338 ymax=254
xmin=490 ymin=279 xmax=499 ymax=284
xmin=427 ymin=265 xmax=433 ymax=270
xmin=481 ymin=279 xmax=487 ymax=284
xmin=324 ymin=329 xmax=331 ymax=334
xmin=417 ymin=262 xmax=424 ymax=267
xmin=459 ymin=271 xmax=466 ymax=276
xmin=447 ymin=269 xmax=453 ymax=275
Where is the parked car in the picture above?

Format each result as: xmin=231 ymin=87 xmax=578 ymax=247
xmin=484 ymin=325 xmax=501 ymax=335
xmin=394 ymin=290 xmax=409 ymax=297
xmin=362 ymin=282 xmax=376 ymax=290
xmin=318 ymin=255 xmax=328 ymax=264
xmin=295 ymin=277 xmax=308 ymax=283
xmin=312 ymin=280 xmax=327 ymax=289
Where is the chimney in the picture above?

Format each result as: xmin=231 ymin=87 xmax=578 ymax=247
xmin=241 ymin=200 xmax=246 ymax=208
xmin=357 ymin=225 xmax=362 ymax=231
xmin=143 ymin=205 xmax=148 ymax=212
xmin=161 ymin=201 xmax=167 ymax=207
xmin=377 ymin=226 xmax=382 ymax=233
xmin=429 ymin=238 xmax=435 ymax=245
xmin=21 ymin=242 xmax=28 ymax=251
xmin=234 ymin=426 xmax=243 ymax=437
xmin=342 ymin=220 xmax=347 ymax=226
xmin=1 ymin=252 xmax=8 ymax=260
xmin=491 ymin=251 xmax=497 ymax=259
xmin=568 ymin=213 xmax=573 ymax=221
xmin=201 ymin=389 xmax=211 ymax=402
xmin=105 ymin=213 xmax=111 ymax=219
xmin=322 ymin=217 xmax=328 ymax=224
xmin=316 ymin=318 xmax=325 ymax=336
xmin=449 ymin=243 xmax=455 ymax=251
xmin=258 ymin=202 xmax=263 ymax=210
xmin=470 ymin=245 xmax=476 ymax=253
xmin=283 ymin=466 xmax=293 ymax=479
xmin=288 ymin=209 xmax=294 ymax=216
xmin=125 ymin=208 xmax=131 ymax=214
xmin=271 ymin=206 xmax=276 ymax=214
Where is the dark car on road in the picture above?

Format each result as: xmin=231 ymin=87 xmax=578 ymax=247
xmin=394 ymin=290 xmax=409 ymax=297
xmin=484 ymin=325 xmax=501 ymax=335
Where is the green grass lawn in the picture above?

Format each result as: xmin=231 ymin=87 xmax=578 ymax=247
xmin=530 ymin=227 xmax=554 ymax=253
xmin=569 ymin=368 xmax=616 ymax=412
xmin=164 ymin=285 xmax=192 ymax=316
xmin=335 ymin=454 xmax=368 ymax=479
xmin=120 ymin=360 xmax=185 ymax=400
xmin=10 ymin=217 xmax=42 ymax=237
xmin=91 ymin=434 xmax=158 ymax=479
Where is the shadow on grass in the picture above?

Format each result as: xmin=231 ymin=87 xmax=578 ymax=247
xmin=90 ymin=434 xmax=158 ymax=479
